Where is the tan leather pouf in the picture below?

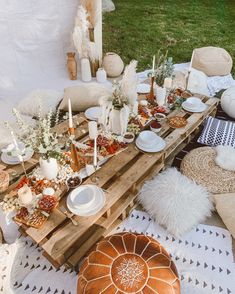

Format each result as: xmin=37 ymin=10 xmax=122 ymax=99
xmin=77 ymin=232 xmax=180 ymax=294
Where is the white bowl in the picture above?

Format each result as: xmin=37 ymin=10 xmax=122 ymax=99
xmin=137 ymin=130 xmax=159 ymax=148
xmin=69 ymin=185 xmax=95 ymax=209
xmin=185 ymin=97 xmax=202 ymax=109
xmin=150 ymin=125 xmax=162 ymax=133
xmin=123 ymin=132 xmax=135 ymax=143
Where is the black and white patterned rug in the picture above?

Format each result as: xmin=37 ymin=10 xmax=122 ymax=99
xmin=1 ymin=209 xmax=234 ymax=294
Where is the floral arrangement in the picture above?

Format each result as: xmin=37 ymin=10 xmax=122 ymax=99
xmin=150 ymin=50 xmax=174 ymax=87
xmin=99 ymin=60 xmax=138 ymax=135
xmin=6 ymin=107 xmax=66 ymax=162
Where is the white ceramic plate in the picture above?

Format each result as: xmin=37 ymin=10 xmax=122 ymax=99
xmin=182 ymin=101 xmax=207 ymax=113
xmin=67 ymin=185 xmax=105 ymax=216
xmin=1 ymin=149 xmax=34 ymax=165
xmin=136 ymin=138 xmax=166 ymax=153
xmin=137 ymin=83 xmax=151 ymax=94
xmin=85 ymin=107 xmax=102 ymax=121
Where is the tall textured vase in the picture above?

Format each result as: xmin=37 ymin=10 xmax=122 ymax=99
xmin=39 ymin=158 xmax=58 ymax=180
xmin=155 ymin=86 xmax=167 ymax=106
xmin=109 ymin=106 xmax=130 ymax=135
xmin=67 ymin=52 xmax=77 ymax=80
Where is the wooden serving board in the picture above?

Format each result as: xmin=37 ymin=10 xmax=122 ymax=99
xmin=4 ymin=95 xmax=219 ymax=270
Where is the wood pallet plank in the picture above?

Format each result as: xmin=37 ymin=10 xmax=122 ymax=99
xmin=42 ymin=152 xmax=164 ymax=264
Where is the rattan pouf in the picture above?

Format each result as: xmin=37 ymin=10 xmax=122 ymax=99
xmin=181 ymin=147 xmax=235 ymax=194
xmin=77 ymin=232 xmax=180 ymax=294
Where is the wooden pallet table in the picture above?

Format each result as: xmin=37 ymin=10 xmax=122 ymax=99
xmin=1 ymin=94 xmax=219 ymax=270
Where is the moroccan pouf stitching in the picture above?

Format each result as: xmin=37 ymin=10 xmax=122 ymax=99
xmin=77 ymin=232 xmax=180 ymax=293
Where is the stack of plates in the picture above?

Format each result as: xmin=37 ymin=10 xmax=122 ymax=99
xmin=1 ymin=143 xmax=34 ymax=165
xmin=182 ymin=97 xmax=207 ymax=113
xmin=136 ymin=130 xmax=166 ymax=153
xmin=85 ymin=107 xmax=102 ymax=121
xmin=67 ymin=184 xmax=106 ymax=216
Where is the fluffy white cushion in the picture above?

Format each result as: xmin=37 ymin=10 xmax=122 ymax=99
xmin=192 ymin=46 xmax=233 ymax=76
xmin=221 ymin=86 xmax=235 ymax=119
xmin=187 ymin=68 xmax=210 ymax=96
xmin=215 ymin=145 xmax=235 ymax=171
xmin=138 ymin=168 xmax=213 ymax=237
xmin=59 ymin=83 xmax=112 ymax=112
xmin=17 ymin=89 xmax=63 ymax=118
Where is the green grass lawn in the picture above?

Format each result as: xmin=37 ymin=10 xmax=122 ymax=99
xmin=103 ymin=0 xmax=235 ymax=75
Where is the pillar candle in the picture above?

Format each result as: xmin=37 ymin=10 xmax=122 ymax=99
xmin=152 ymin=55 xmax=156 ymax=73
xmin=68 ymin=98 xmax=73 ymax=129
xmin=88 ymin=121 xmax=98 ymax=168
xmin=163 ymin=77 xmax=173 ymax=89
xmin=189 ymin=50 xmax=195 ymax=72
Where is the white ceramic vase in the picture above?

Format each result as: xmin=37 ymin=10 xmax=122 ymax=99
xmin=81 ymin=58 xmax=92 ymax=82
xmin=109 ymin=109 xmax=122 ymax=135
xmin=39 ymin=158 xmax=58 ymax=180
xmin=96 ymin=68 xmax=107 ymax=83
xmin=102 ymin=52 xmax=124 ymax=78
xmin=155 ymin=86 xmax=167 ymax=106
xmin=109 ymin=106 xmax=130 ymax=135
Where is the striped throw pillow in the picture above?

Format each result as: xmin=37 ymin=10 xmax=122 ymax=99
xmin=198 ymin=116 xmax=235 ymax=147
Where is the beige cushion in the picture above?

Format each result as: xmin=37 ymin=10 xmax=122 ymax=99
xmin=192 ymin=46 xmax=233 ymax=76
xmin=214 ymin=193 xmax=235 ymax=239
xmin=59 ymin=83 xmax=112 ymax=112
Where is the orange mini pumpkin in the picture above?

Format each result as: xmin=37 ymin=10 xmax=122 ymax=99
xmin=78 ymin=232 xmax=180 ymax=294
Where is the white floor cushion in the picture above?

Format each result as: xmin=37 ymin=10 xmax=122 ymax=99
xmin=17 ymin=89 xmax=63 ymax=118
xmin=138 ymin=168 xmax=213 ymax=237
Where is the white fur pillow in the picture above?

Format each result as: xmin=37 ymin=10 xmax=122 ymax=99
xmin=138 ymin=168 xmax=213 ymax=237
xmin=215 ymin=145 xmax=235 ymax=171
xmin=17 ymin=89 xmax=63 ymax=118
xmin=187 ymin=68 xmax=210 ymax=96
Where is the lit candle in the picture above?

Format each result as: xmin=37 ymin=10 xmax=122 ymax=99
xmin=68 ymin=98 xmax=73 ymax=129
xmin=189 ymin=50 xmax=195 ymax=72
xmin=152 ymin=55 xmax=156 ymax=74
xmin=88 ymin=121 xmax=98 ymax=168
xmin=163 ymin=77 xmax=173 ymax=89
xmin=18 ymin=185 xmax=33 ymax=205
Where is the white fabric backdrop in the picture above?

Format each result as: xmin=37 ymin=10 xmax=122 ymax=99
xmin=0 ymin=0 xmax=81 ymax=120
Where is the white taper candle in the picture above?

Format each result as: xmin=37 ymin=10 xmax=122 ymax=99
xmin=68 ymin=98 xmax=73 ymax=128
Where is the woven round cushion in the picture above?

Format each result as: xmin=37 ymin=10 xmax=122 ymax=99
xmin=181 ymin=147 xmax=235 ymax=193
xmin=77 ymin=232 xmax=180 ymax=293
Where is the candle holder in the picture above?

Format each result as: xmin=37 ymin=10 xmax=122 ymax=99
xmin=69 ymin=127 xmax=81 ymax=172
xmin=147 ymin=75 xmax=156 ymax=104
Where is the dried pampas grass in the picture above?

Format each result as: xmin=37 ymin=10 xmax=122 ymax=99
xmin=120 ymin=60 xmax=138 ymax=107
xmin=73 ymin=5 xmax=90 ymax=58
xmin=81 ymin=0 xmax=100 ymax=28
